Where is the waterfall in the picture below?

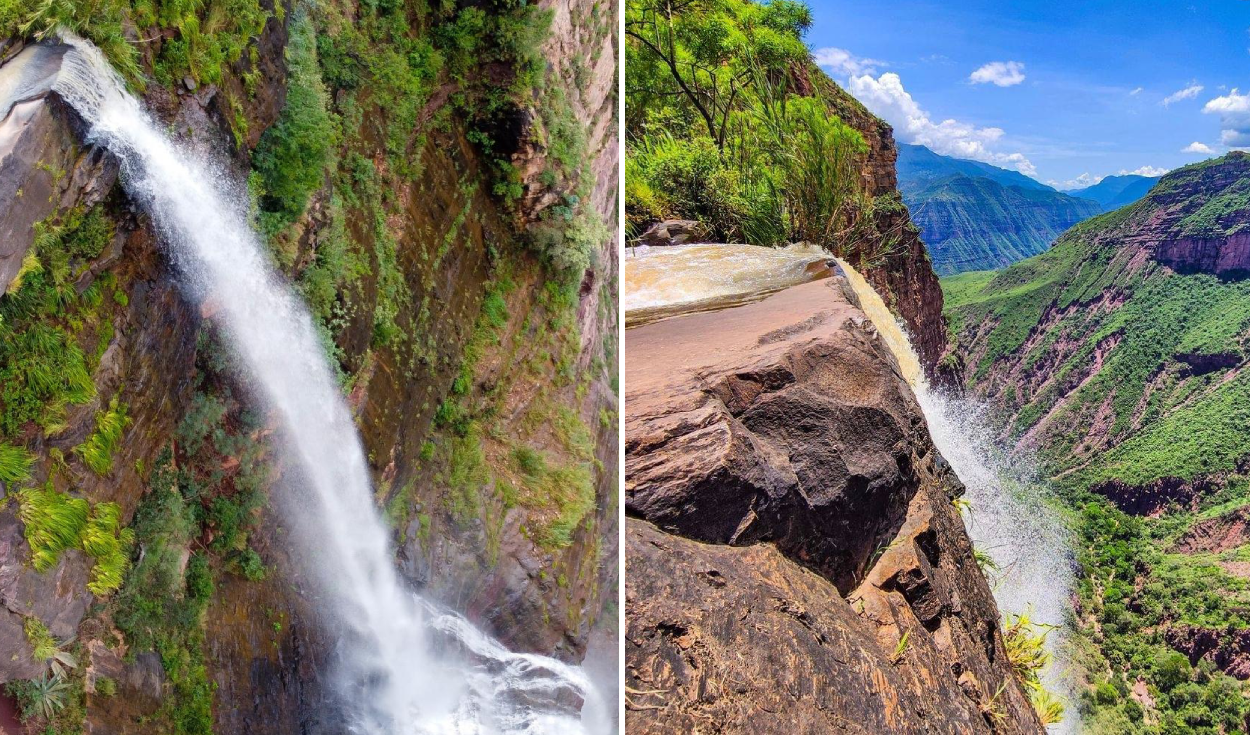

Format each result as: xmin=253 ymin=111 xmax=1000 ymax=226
xmin=51 ymin=36 xmax=603 ymax=734
xmin=831 ymin=258 xmax=1077 ymax=733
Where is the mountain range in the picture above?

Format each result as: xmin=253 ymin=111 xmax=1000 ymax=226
xmin=1067 ymin=173 xmax=1161 ymax=211
xmin=897 ymin=144 xmax=1156 ymax=276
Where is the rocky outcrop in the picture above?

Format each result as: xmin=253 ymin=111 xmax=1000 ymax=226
xmin=1165 ymin=625 xmax=1250 ymax=680
xmin=1173 ymin=506 xmax=1250 ymax=554
xmin=0 ymin=42 xmax=117 ymax=292
xmin=625 ymin=278 xmax=1043 ymax=733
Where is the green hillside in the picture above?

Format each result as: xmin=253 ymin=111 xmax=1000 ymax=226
xmin=945 ymin=152 xmax=1250 ymax=733
xmin=906 ymin=172 xmax=1102 ymax=275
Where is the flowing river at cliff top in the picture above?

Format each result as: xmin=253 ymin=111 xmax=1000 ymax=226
xmin=624 ymin=242 xmax=1078 ymax=732
xmin=53 ymin=36 xmax=606 ymax=735
xmin=623 ymin=242 xmax=831 ymax=325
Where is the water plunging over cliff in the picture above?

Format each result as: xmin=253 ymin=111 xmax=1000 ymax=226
xmin=52 ymin=36 xmax=602 ymax=734
xmin=623 ymin=242 xmax=830 ymax=326
xmin=831 ymin=257 xmax=1077 ymax=733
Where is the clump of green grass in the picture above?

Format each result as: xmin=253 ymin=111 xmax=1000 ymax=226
xmin=0 ymin=442 xmax=35 ymax=484
xmin=16 ymin=483 xmax=89 ymax=571
xmin=75 ymin=396 xmax=130 ymax=476
xmin=81 ymin=501 xmax=135 ymax=595
xmin=511 ymin=445 xmax=595 ymax=549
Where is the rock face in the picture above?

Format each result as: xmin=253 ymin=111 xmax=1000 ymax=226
xmin=625 ymin=279 xmax=1043 ymax=733
xmin=0 ymin=42 xmax=117 ymax=291
xmin=0 ymin=0 xmax=618 ymax=731
xmin=801 ymin=68 xmax=950 ymax=372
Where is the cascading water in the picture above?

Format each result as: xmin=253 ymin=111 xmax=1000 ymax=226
xmin=51 ymin=36 xmax=605 ymax=734
xmin=831 ymin=258 xmax=1077 ymax=733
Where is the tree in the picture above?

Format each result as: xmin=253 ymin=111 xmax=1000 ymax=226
xmin=625 ymin=0 xmax=812 ymax=149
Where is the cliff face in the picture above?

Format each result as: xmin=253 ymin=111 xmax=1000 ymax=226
xmin=944 ymin=154 xmax=1250 ymax=704
xmin=624 ymin=279 xmax=1042 ymax=733
xmin=801 ymin=67 xmax=950 ymax=372
xmin=944 ymin=153 xmax=1250 ymax=499
xmin=0 ymin=0 xmax=617 ymax=731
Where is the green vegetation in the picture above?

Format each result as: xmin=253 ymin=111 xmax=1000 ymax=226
xmin=4 ymin=672 xmax=75 ymax=723
xmin=625 ymin=0 xmax=894 ymax=259
xmin=252 ymin=9 xmax=336 ymax=237
xmin=946 ymin=154 xmax=1250 ymax=732
xmin=16 ymin=483 xmax=135 ymax=595
xmin=111 ymin=449 xmax=218 ymax=735
xmin=0 ymin=206 xmax=115 ymax=438
xmin=75 ymin=396 xmax=130 ymax=475
xmin=0 ymin=441 xmax=35 ymax=483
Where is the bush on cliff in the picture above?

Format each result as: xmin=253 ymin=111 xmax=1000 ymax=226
xmin=253 ymin=9 xmax=337 ymax=237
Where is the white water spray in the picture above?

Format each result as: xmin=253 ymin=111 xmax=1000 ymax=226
xmin=51 ymin=37 xmax=603 ymax=734
xmin=832 ymin=258 xmax=1078 ymax=733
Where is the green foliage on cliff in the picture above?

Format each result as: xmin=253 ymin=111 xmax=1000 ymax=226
xmin=112 ymin=449 xmax=216 ymax=735
xmin=74 ymin=396 xmax=130 ymax=476
xmin=0 ymin=206 xmax=117 ymax=438
xmin=625 ymin=0 xmax=889 ymax=258
xmin=253 ymin=9 xmax=336 ymax=236
xmin=0 ymin=441 xmax=35 ymax=483
xmin=16 ymin=484 xmax=89 ymax=571
xmin=14 ymin=483 xmax=134 ymax=594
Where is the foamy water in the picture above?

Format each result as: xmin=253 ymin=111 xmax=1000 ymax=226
xmin=623 ymin=242 xmax=829 ymax=325
xmin=51 ymin=35 xmax=605 ymax=734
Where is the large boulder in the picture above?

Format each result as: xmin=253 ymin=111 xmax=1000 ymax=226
xmin=625 ymin=278 xmax=1043 ymax=733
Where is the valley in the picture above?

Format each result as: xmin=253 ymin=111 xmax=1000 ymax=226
xmin=946 ymin=152 xmax=1250 ymax=733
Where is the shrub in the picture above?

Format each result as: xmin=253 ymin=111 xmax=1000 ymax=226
xmin=253 ymin=10 xmax=337 ymax=236
xmin=1155 ymin=651 xmax=1192 ymax=692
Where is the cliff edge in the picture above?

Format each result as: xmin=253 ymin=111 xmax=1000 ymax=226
xmin=624 ymin=279 xmax=1043 ymax=733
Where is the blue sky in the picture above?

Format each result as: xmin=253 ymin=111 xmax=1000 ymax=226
xmin=805 ymin=0 xmax=1250 ymax=188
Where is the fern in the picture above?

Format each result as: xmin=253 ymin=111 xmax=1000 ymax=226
xmin=75 ymin=397 xmax=130 ymax=476
xmin=15 ymin=484 xmax=89 ymax=571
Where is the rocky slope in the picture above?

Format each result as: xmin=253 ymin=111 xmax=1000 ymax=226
xmin=0 ymin=0 xmax=617 ymax=731
xmin=624 ymin=278 xmax=1043 ymax=733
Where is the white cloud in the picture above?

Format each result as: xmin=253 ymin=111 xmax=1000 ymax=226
xmin=1119 ymin=165 xmax=1170 ymax=177
xmin=847 ymin=71 xmax=1037 ymax=176
xmin=1162 ymin=83 xmax=1204 ymax=106
xmin=1050 ymin=173 xmax=1104 ymax=190
xmin=1182 ymin=141 xmax=1215 ymax=154
xmin=1130 ymin=87 xmax=1143 ymax=96
xmin=969 ymin=61 xmax=1026 ymax=87
xmin=1203 ymin=89 xmax=1250 ymax=147
xmin=813 ymin=47 xmax=884 ymax=77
